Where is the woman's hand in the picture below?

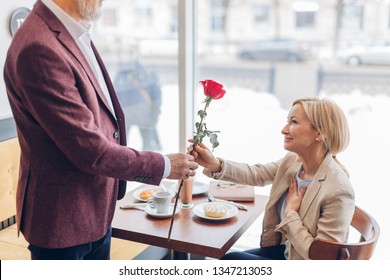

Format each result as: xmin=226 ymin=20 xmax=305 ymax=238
xmin=284 ymin=177 xmax=307 ymax=216
xmin=187 ymin=140 xmax=221 ymax=173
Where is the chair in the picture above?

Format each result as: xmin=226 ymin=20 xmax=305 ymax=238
xmin=309 ymin=206 xmax=380 ymax=260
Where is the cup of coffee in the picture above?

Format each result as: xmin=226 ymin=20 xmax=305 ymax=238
xmin=153 ymin=191 xmax=174 ymax=213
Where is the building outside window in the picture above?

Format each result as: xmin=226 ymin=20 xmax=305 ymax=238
xmin=342 ymin=4 xmax=364 ymax=31
xmin=293 ymin=1 xmax=318 ymax=28
xmin=253 ymin=4 xmax=270 ymax=30
xmin=135 ymin=7 xmax=153 ymax=28
xmin=210 ymin=0 xmax=228 ymax=33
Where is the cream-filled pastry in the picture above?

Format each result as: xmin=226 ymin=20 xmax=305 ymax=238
xmin=203 ymin=203 xmax=228 ymax=218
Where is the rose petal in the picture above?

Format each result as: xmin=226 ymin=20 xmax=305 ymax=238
xmin=200 ymin=79 xmax=226 ymax=100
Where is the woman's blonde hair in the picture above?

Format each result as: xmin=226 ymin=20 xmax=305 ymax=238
xmin=293 ymin=97 xmax=350 ymax=176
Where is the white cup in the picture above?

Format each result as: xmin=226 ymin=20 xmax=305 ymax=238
xmin=152 ymin=191 xmax=173 ymax=213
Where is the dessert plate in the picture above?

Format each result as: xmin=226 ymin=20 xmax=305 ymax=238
xmin=192 ymin=202 xmax=238 ymax=221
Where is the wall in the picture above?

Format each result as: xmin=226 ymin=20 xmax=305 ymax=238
xmin=0 ymin=1 xmax=35 ymax=119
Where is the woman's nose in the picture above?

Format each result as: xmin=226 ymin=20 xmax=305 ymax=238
xmin=281 ymin=124 xmax=289 ymax=135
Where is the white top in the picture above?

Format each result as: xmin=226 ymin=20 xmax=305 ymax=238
xmin=278 ymin=166 xmax=312 ymax=220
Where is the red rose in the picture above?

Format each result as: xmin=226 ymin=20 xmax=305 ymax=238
xmin=200 ymin=80 xmax=226 ymax=100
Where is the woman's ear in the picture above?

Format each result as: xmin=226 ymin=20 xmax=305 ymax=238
xmin=315 ymin=131 xmax=325 ymax=142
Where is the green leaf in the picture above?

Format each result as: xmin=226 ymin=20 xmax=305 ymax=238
xmin=204 ymin=129 xmax=220 ymax=136
xmin=209 ymin=134 xmax=219 ymax=151
xmin=198 ymin=110 xmax=207 ymax=119
xmin=195 ymin=122 xmax=201 ymax=131
xmin=209 ymin=133 xmax=218 ymax=141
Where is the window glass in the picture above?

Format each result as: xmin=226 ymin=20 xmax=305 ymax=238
xmin=342 ymin=4 xmax=364 ymax=30
xmin=197 ymin=0 xmax=388 ymax=259
xmin=293 ymin=1 xmax=318 ymax=28
xmin=93 ymin=0 xmax=179 ymax=154
xmin=295 ymin=11 xmax=316 ymax=28
xmin=253 ymin=4 xmax=270 ymax=30
xmin=90 ymin=0 xmax=388 ymax=260
xmin=210 ymin=0 xmax=228 ymax=32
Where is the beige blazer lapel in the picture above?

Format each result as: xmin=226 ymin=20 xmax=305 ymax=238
xmin=298 ymin=153 xmax=332 ymax=218
xmin=298 ymin=179 xmax=321 ymax=219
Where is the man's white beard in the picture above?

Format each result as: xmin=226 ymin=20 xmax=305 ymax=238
xmin=76 ymin=0 xmax=102 ymax=21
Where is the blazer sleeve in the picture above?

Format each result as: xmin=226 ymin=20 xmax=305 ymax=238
xmin=203 ymin=157 xmax=282 ymax=186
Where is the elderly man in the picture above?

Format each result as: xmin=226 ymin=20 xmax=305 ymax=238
xmin=3 ymin=0 xmax=198 ymax=260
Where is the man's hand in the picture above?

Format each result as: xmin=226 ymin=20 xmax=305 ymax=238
xmin=166 ymin=153 xmax=199 ymax=180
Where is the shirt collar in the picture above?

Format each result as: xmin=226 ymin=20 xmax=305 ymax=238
xmin=41 ymin=0 xmax=90 ymax=40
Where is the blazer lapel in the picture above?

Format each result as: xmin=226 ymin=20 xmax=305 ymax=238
xmin=298 ymin=153 xmax=332 ymax=218
xmin=91 ymin=42 xmax=126 ymax=145
xmin=90 ymin=42 xmax=125 ymax=125
xmin=57 ymin=34 xmax=115 ymax=119
xmin=298 ymin=179 xmax=321 ymax=219
xmin=35 ymin=1 xmax=116 ymax=120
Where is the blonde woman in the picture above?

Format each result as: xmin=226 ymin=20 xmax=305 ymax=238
xmin=189 ymin=97 xmax=355 ymax=260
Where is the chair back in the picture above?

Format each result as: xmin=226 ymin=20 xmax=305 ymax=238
xmin=0 ymin=137 xmax=20 ymax=222
xmin=309 ymin=206 xmax=380 ymax=260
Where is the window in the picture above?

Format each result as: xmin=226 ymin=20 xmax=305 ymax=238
xmin=170 ymin=5 xmax=179 ymax=32
xmin=253 ymin=4 xmax=270 ymax=29
xmin=342 ymin=4 xmax=364 ymax=30
xmin=388 ymin=6 xmax=390 ymax=28
xmin=135 ymin=7 xmax=153 ymax=28
xmin=95 ymin=0 xmax=179 ymax=154
xmin=293 ymin=1 xmax=318 ymax=28
xmin=197 ymin=0 xmax=388 ymax=260
xmin=210 ymin=0 xmax=228 ymax=32
xmin=295 ymin=11 xmax=315 ymax=28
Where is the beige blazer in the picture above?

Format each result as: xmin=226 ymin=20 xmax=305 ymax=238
xmin=204 ymin=152 xmax=355 ymax=260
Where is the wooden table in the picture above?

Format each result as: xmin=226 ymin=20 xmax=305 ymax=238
xmin=112 ymin=184 xmax=268 ymax=259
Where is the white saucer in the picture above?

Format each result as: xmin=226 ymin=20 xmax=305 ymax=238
xmin=192 ymin=202 xmax=238 ymax=221
xmin=133 ymin=186 xmax=175 ymax=202
xmin=193 ymin=181 xmax=209 ymax=195
xmin=144 ymin=204 xmax=180 ymax=219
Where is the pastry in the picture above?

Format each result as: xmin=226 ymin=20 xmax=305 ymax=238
xmin=140 ymin=189 xmax=158 ymax=200
xmin=203 ymin=203 xmax=227 ymax=218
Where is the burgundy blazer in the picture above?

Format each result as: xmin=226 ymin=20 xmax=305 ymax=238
xmin=3 ymin=0 xmax=165 ymax=248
